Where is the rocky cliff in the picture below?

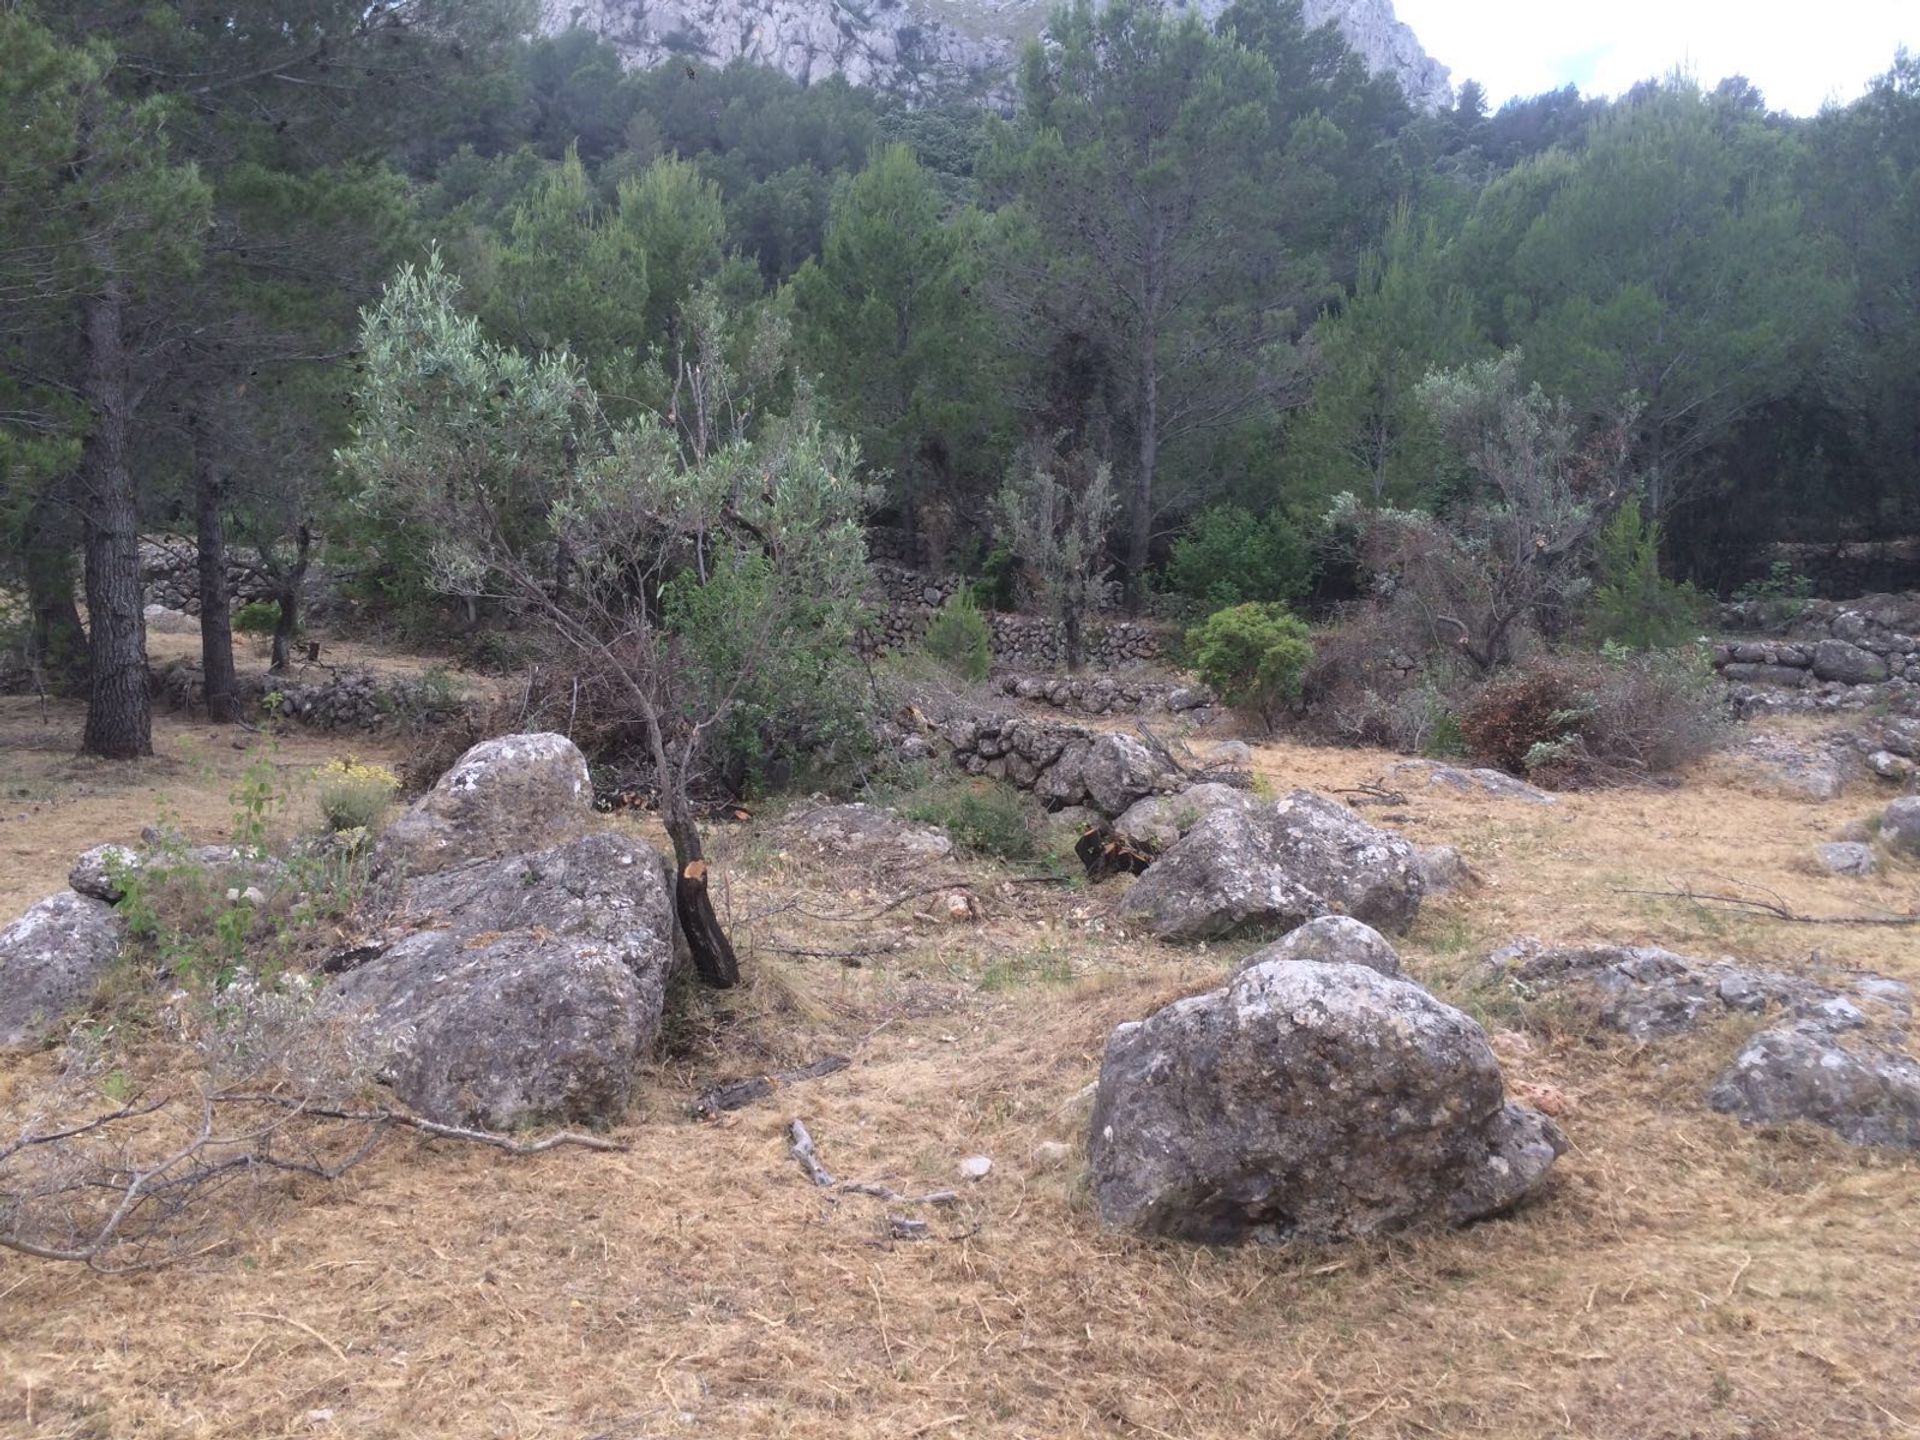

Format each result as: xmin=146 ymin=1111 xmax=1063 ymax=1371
xmin=540 ymin=0 xmax=1452 ymax=110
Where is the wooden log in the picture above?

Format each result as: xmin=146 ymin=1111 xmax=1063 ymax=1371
xmin=692 ymin=1055 xmax=851 ymax=1118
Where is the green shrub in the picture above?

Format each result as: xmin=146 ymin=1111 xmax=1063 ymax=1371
xmin=233 ymin=600 xmax=280 ymax=636
xmin=922 ymin=590 xmax=992 ymax=682
xmin=1586 ymin=498 xmax=1707 ymax=650
xmin=903 ymin=779 xmax=1038 ymax=862
xmin=1187 ymin=602 xmax=1314 ymax=732
xmin=1164 ymin=505 xmax=1315 ymax=609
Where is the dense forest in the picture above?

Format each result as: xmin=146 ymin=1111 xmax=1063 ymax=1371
xmin=1 ymin=0 xmax=1916 ymax=763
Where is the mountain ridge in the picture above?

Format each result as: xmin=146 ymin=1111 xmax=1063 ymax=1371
xmin=538 ymin=0 xmax=1454 ymax=111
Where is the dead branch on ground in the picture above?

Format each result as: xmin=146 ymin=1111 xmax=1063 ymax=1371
xmin=1613 ymin=884 xmax=1920 ymax=928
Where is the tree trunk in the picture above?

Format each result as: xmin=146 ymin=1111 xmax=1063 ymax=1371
xmin=78 ymin=276 xmax=152 ymax=760
xmin=1128 ymin=343 xmax=1158 ymax=614
xmin=269 ymin=524 xmax=310 ymax=674
xmin=194 ymin=445 xmax=240 ymax=723
xmin=660 ymin=785 xmax=740 ymax=989
xmin=1062 ymin=601 xmax=1084 ymax=673
xmin=22 ymin=494 xmax=89 ymax=697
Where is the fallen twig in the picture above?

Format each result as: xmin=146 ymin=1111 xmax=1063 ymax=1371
xmin=789 ymin=1118 xmax=835 ymax=1187
xmin=221 ymin=1094 xmax=630 ymax=1152
xmin=1613 ymin=886 xmax=1920 ymax=928
xmin=692 ymin=1056 xmax=851 ymax=1118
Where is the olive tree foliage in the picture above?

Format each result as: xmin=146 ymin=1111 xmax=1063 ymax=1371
xmin=1340 ymin=352 xmax=1636 ymax=675
xmin=992 ymin=440 xmax=1117 ymax=672
xmin=339 ymin=254 xmax=873 ymax=984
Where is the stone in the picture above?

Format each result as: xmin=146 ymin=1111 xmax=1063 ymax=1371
xmin=1417 ymin=844 xmax=1476 ymax=895
xmin=1206 ymin=739 xmax=1254 ymax=765
xmin=1812 ymin=639 xmax=1890 ymax=685
xmin=1867 ymin=750 xmax=1917 ymax=782
xmin=333 ymin=831 xmax=676 ymax=1128
xmin=0 ymin=892 xmax=126 ymax=1048
xmin=1721 ymin=662 xmax=1811 ymax=688
xmin=1734 ymin=735 xmax=1845 ymax=801
xmin=783 ymin=803 xmax=954 ymax=863
xmin=1111 ymin=783 xmax=1257 ymax=854
xmin=1233 ymin=915 xmax=1403 ymax=978
xmin=142 ymin=603 xmax=198 ymax=635
xmin=371 ymin=732 xmax=593 ymax=881
xmin=958 ymin=1155 xmax=993 ymax=1180
xmin=1081 ymin=733 xmax=1171 ymax=817
xmin=1708 ymin=1025 xmax=1920 ymax=1150
xmin=1486 ymin=940 xmax=1811 ymax=1042
xmin=1087 ymin=960 xmax=1563 ymax=1245
xmin=1117 ymin=790 xmax=1423 ymax=943
xmin=1816 ymin=842 xmax=1878 ymax=877
xmin=69 ymin=843 xmax=141 ymax=902
xmin=1391 ymin=761 xmax=1558 ymax=805
xmin=1883 ymin=796 xmax=1920 ymax=857
xmin=1031 ymin=1140 xmax=1072 ymax=1170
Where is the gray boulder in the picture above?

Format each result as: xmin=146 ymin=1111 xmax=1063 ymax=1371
xmin=1 ymin=893 xmax=126 ymax=1047
xmin=1812 ymin=639 xmax=1890 ymax=686
xmin=69 ymin=841 xmax=281 ymax=904
xmin=1233 ymin=915 xmax=1402 ymax=978
xmin=335 ymin=831 xmax=677 ymax=1128
xmin=1815 ymin=842 xmax=1878 ymax=877
xmin=1735 ymin=735 xmax=1845 ymax=801
xmin=1112 ymin=783 xmax=1256 ymax=855
xmin=784 ymin=804 xmax=954 ymax=863
xmin=1391 ymin=761 xmax=1558 ymax=805
xmin=1087 ymin=960 xmax=1564 ymax=1245
xmin=68 ymin=844 xmax=141 ymax=902
xmin=1082 ymin=733 xmax=1171 ymax=817
xmin=1883 ymin=796 xmax=1920 ymax=857
xmin=1117 ymin=790 xmax=1423 ymax=943
xmin=1417 ymin=844 xmax=1476 ymax=895
xmin=372 ymin=732 xmax=592 ymax=881
xmin=1708 ymin=1025 xmax=1920 ymax=1150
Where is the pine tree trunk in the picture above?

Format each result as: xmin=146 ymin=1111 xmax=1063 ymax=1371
xmin=269 ymin=524 xmax=310 ymax=674
xmin=23 ymin=494 xmax=89 ymax=697
xmin=1128 ymin=342 xmax=1158 ymax=615
xmin=194 ymin=446 xmax=240 ymax=723
xmin=78 ymin=276 xmax=152 ymax=760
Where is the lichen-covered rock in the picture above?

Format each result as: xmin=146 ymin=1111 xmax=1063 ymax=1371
xmin=782 ymin=804 xmax=954 ymax=863
xmin=68 ymin=841 xmax=281 ymax=904
xmin=1117 ymin=790 xmax=1423 ymax=942
xmin=0 ymin=893 xmax=126 ymax=1048
xmin=372 ymin=732 xmax=592 ymax=881
xmin=1391 ymin=761 xmax=1558 ymax=805
xmin=1816 ymin=841 xmax=1879 ymax=877
xmin=328 ymin=929 xmax=648 ymax=1129
xmin=1734 ymin=735 xmax=1846 ymax=801
xmin=1708 ymin=1025 xmax=1920 ymax=1150
xmin=1233 ymin=915 xmax=1402 ymax=978
xmin=1087 ymin=960 xmax=1563 ymax=1244
xmin=1417 ymin=844 xmax=1475 ymax=895
xmin=1112 ymin=783 xmax=1256 ymax=854
xmin=1883 ymin=796 xmax=1920 ymax=857
xmin=334 ymin=831 xmax=677 ymax=1128
xmin=68 ymin=844 xmax=141 ymax=902
xmin=1082 ymin=733 xmax=1172 ymax=818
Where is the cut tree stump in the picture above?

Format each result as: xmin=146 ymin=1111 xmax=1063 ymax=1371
xmin=677 ymin=859 xmax=740 ymax=988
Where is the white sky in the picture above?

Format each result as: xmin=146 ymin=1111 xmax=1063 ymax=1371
xmin=1393 ymin=0 xmax=1916 ymax=115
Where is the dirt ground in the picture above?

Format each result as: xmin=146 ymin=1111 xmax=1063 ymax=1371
xmin=2 ymin=697 xmax=1918 ymax=1439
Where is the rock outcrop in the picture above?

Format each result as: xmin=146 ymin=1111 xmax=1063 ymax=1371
xmin=1232 ymin=915 xmax=1403 ymax=978
xmin=372 ymin=732 xmax=593 ymax=881
xmin=1087 ymin=959 xmax=1563 ymax=1244
xmin=542 ymin=0 xmax=1452 ymax=111
xmin=0 ymin=893 xmax=126 ymax=1048
xmin=782 ymin=803 xmax=955 ymax=863
xmin=1117 ymin=789 xmax=1423 ymax=942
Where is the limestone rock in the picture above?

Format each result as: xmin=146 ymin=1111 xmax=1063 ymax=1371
xmin=1082 ymin=733 xmax=1172 ymax=818
xmin=1111 ymin=783 xmax=1256 ymax=854
xmin=1708 ymin=1024 xmax=1920 ymax=1150
xmin=1812 ymin=639 xmax=1890 ymax=686
xmin=372 ymin=732 xmax=592 ymax=881
xmin=1883 ymin=796 xmax=1920 ymax=857
xmin=1391 ymin=760 xmax=1558 ymax=805
xmin=1417 ymin=844 xmax=1475 ymax=895
xmin=0 ymin=893 xmax=126 ymax=1048
xmin=1087 ymin=960 xmax=1562 ymax=1245
xmin=1816 ymin=841 xmax=1879 ymax=877
xmin=1117 ymin=790 xmax=1423 ymax=942
xmin=784 ymin=803 xmax=954 ymax=863
xmin=1735 ymin=735 xmax=1845 ymax=801
xmin=1232 ymin=915 xmax=1402 ymax=978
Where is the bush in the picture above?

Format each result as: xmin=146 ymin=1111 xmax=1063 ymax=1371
xmin=314 ymin=757 xmax=400 ymax=833
xmin=233 ymin=600 xmax=280 ymax=636
xmin=1163 ymin=505 xmax=1315 ymax=609
xmin=902 ymin=778 xmax=1038 ymax=862
xmin=1586 ymin=498 xmax=1707 ymax=650
xmin=1461 ymin=649 xmax=1724 ymax=787
xmin=922 ymin=591 xmax=992 ymax=682
xmin=1187 ymin=602 xmax=1314 ymax=732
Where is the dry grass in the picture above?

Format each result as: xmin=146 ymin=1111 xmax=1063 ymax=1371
xmin=3 ymin=704 xmax=1919 ymax=1438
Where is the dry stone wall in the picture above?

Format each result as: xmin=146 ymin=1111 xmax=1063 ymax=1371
xmin=862 ymin=562 xmax=1170 ymax=670
xmin=1711 ymin=593 xmax=1920 ymax=718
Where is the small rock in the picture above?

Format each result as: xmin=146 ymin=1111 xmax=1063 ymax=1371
xmin=69 ymin=843 xmax=140 ymax=902
xmin=1867 ymin=750 xmax=1916 ymax=782
xmin=1416 ymin=844 xmax=1475 ymax=895
xmin=1031 ymin=1140 xmax=1071 ymax=1170
xmin=958 ymin=1155 xmax=994 ymax=1181
xmin=1816 ymin=842 xmax=1878 ymax=877
xmin=1884 ymin=796 xmax=1920 ymax=857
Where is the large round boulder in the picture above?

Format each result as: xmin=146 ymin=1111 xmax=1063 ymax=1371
xmin=1116 ymin=790 xmax=1423 ymax=942
xmin=372 ymin=733 xmax=592 ymax=881
xmin=1111 ymin=783 xmax=1256 ymax=856
xmin=0 ymin=892 xmax=126 ymax=1048
xmin=1087 ymin=960 xmax=1564 ymax=1245
xmin=1882 ymin=796 xmax=1920 ymax=858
